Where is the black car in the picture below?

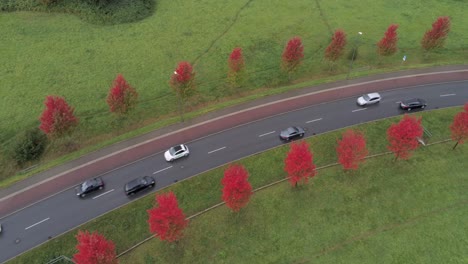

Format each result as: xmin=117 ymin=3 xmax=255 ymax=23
xmin=75 ymin=177 xmax=104 ymax=198
xmin=400 ymin=98 xmax=427 ymax=111
xmin=124 ymin=176 xmax=156 ymax=196
xmin=280 ymin=126 xmax=305 ymax=141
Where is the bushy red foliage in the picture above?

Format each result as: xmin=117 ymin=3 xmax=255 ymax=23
xmin=281 ymin=37 xmax=304 ymax=73
xmin=387 ymin=115 xmax=423 ymax=160
xmin=450 ymin=102 xmax=468 ymax=149
xmin=284 ymin=141 xmax=316 ymax=187
xmin=106 ymin=74 xmax=138 ymax=115
xmin=421 ymin=16 xmax=451 ymax=51
xmin=170 ymin=61 xmax=196 ymax=99
xmin=221 ymin=164 xmax=252 ymax=212
xmin=39 ymin=95 xmax=78 ymax=137
xmin=228 ymin=47 xmax=245 ymax=73
xmin=377 ymin=24 xmax=399 ymax=56
xmin=147 ymin=191 xmax=188 ymax=242
xmin=336 ymin=130 xmax=369 ymax=170
xmin=325 ymin=30 xmax=347 ymax=62
xmin=73 ymin=230 xmax=118 ymax=264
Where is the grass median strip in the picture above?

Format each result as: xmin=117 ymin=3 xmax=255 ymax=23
xmin=8 ymin=107 xmax=467 ymax=263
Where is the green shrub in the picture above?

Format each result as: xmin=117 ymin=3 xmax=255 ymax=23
xmin=12 ymin=128 xmax=48 ymax=166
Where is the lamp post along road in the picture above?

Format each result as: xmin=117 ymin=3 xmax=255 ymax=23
xmin=346 ymin=31 xmax=363 ymax=80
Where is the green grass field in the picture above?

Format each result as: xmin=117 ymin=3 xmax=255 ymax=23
xmin=8 ymin=107 xmax=468 ymax=264
xmin=1 ymin=0 xmax=467 ymax=181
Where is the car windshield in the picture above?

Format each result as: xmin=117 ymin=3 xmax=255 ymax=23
xmin=169 ymin=145 xmax=182 ymax=155
xmin=81 ymin=180 xmax=93 ymax=191
xmin=287 ymin=127 xmax=297 ymax=134
xmin=140 ymin=178 xmax=147 ymax=185
xmin=363 ymin=94 xmax=370 ymax=101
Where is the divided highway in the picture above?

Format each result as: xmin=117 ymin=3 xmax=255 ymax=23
xmin=0 ymin=80 xmax=467 ymax=263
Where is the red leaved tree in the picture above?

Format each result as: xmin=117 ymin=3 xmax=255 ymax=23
xmin=387 ymin=115 xmax=423 ymax=161
xmin=169 ymin=61 xmax=196 ymax=121
xmin=281 ymin=37 xmax=304 ymax=75
xmin=336 ymin=130 xmax=369 ymax=170
xmin=39 ymin=95 xmax=78 ymax=137
xmin=377 ymin=24 xmax=399 ymax=56
xmin=106 ymin=74 xmax=138 ymax=115
xmin=450 ymin=103 xmax=468 ymax=150
xmin=227 ymin=47 xmax=246 ymax=87
xmin=421 ymin=16 xmax=451 ymax=51
xmin=147 ymin=191 xmax=188 ymax=242
xmin=284 ymin=141 xmax=316 ymax=187
xmin=73 ymin=230 xmax=118 ymax=264
xmin=221 ymin=164 xmax=252 ymax=212
xmin=325 ymin=30 xmax=347 ymax=62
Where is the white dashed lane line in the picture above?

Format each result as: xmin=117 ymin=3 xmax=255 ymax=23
xmin=92 ymin=189 xmax=114 ymax=200
xmin=208 ymin=147 xmax=226 ymax=154
xmin=352 ymin=108 xmax=367 ymax=112
xmin=306 ymin=118 xmax=323 ymax=123
xmin=25 ymin=217 xmax=50 ymax=230
xmin=153 ymin=166 xmax=173 ymax=174
xmin=258 ymin=131 xmax=275 ymax=137
xmin=440 ymin=93 xmax=456 ymax=97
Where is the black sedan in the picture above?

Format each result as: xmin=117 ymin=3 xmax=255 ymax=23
xmin=124 ymin=176 xmax=156 ymax=196
xmin=279 ymin=126 xmax=305 ymax=141
xmin=400 ymin=98 xmax=427 ymax=111
xmin=75 ymin=177 xmax=104 ymax=198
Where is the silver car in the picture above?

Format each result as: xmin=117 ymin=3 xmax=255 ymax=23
xmin=164 ymin=144 xmax=190 ymax=162
xmin=357 ymin=92 xmax=381 ymax=106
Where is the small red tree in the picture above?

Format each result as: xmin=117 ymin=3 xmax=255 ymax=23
xmin=106 ymin=74 xmax=138 ymax=115
xmin=377 ymin=24 xmax=399 ymax=56
xmin=325 ymin=30 xmax=347 ymax=62
xmin=227 ymin=47 xmax=246 ymax=88
xmin=39 ymin=95 xmax=78 ymax=137
xmin=169 ymin=61 xmax=196 ymax=121
xmin=147 ymin=191 xmax=188 ymax=242
xmin=387 ymin=115 xmax=423 ymax=161
xmin=450 ymin=103 xmax=468 ymax=150
xmin=221 ymin=164 xmax=252 ymax=212
xmin=421 ymin=16 xmax=451 ymax=51
xmin=73 ymin=230 xmax=118 ymax=264
xmin=284 ymin=141 xmax=316 ymax=187
xmin=281 ymin=37 xmax=304 ymax=74
xmin=336 ymin=130 xmax=369 ymax=170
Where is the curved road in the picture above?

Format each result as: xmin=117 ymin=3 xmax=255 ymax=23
xmin=1 ymin=74 xmax=468 ymax=262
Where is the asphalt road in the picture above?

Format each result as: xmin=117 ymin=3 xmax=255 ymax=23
xmin=0 ymin=81 xmax=467 ymax=263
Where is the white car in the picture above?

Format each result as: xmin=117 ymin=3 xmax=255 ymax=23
xmin=164 ymin=144 xmax=190 ymax=162
xmin=357 ymin=92 xmax=381 ymax=106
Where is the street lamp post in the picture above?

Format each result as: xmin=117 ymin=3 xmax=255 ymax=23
xmin=346 ymin=31 xmax=363 ymax=80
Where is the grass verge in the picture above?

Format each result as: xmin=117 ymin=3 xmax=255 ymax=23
xmin=8 ymin=106 xmax=467 ymax=263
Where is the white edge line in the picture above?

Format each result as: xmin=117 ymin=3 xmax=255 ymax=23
xmin=352 ymin=108 xmax=367 ymax=112
xmin=3 ymin=105 xmax=462 ymax=263
xmin=1 ymin=73 xmax=467 ymax=218
xmin=306 ymin=118 xmax=323 ymax=123
xmin=153 ymin=166 xmax=173 ymax=175
xmin=258 ymin=131 xmax=276 ymax=137
xmin=440 ymin=93 xmax=456 ymax=97
xmin=92 ymin=189 xmax=114 ymax=200
xmin=208 ymin=147 xmax=226 ymax=154
xmin=25 ymin=217 xmax=50 ymax=230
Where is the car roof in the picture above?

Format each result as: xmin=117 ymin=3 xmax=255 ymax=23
xmin=172 ymin=145 xmax=185 ymax=151
xmin=367 ymin=92 xmax=381 ymax=98
xmin=125 ymin=177 xmax=145 ymax=190
xmin=402 ymin=98 xmax=423 ymax=104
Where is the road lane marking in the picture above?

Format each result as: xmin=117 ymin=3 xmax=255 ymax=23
xmin=306 ymin=118 xmax=323 ymax=123
xmin=395 ymin=101 xmax=401 ymax=104
xmin=25 ymin=217 xmax=50 ymax=230
xmin=92 ymin=189 xmax=114 ymax=200
xmin=352 ymin=108 xmax=367 ymax=112
xmin=153 ymin=166 xmax=173 ymax=174
xmin=258 ymin=131 xmax=275 ymax=137
xmin=208 ymin=147 xmax=226 ymax=154
xmin=440 ymin=93 xmax=456 ymax=97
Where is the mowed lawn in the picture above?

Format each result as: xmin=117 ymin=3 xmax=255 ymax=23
xmin=8 ymin=107 xmax=467 ymax=263
xmin=1 ymin=0 xmax=467 ymax=179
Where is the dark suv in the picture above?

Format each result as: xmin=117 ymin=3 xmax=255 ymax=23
xmin=124 ymin=176 xmax=156 ymax=196
xmin=76 ymin=177 xmax=104 ymax=198
xmin=400 ymin=98 xmax=427 ymax=111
